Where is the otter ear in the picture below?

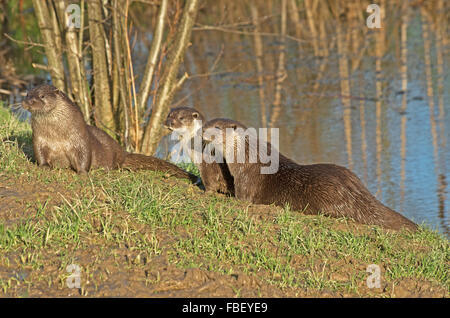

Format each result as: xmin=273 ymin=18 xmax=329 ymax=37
xmin=192 ymin=112 xmax=199 ymax=119
xmin=231 ymin=124 xmax=237 ymax=130
xmin=54 ymin=88 xmax=62 ymax=97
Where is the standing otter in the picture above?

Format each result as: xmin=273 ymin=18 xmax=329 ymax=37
xmin=21 ymin=84 xmax=197 ymax=182
xmin=164 ymin=107 xmax=234 ymax=195
xmin=202 ymin=118 xmax=418 ymax=231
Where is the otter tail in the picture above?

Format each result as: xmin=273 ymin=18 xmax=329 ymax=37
xmin=122 ymin=153 xmax=198 ymax=183
xmin=331 ymin=167 xmax=418 ymax=232
xmin=376 ymin=205 xmax=418 ymax=232
xmin=356 ymin=193 xmax=418 ymax=232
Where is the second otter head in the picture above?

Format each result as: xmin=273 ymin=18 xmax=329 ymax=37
xmin=202 ymin=118 xmax=247 ymax=142
xmin=202 ymin=118 xmax=252 ymax=160
xmin=203 ymin=118 xmax=279 ymax=173
xmin=165 ymin=107 xmax=205 ymax=138
xmin=22 ymin=84 xmax=63 ymax=114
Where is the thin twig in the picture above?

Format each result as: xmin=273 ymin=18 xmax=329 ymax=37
xmin=4 ymin=33 xmax=46 ymax=48
xmin=193 ymin=24 xmax=308 ymax=43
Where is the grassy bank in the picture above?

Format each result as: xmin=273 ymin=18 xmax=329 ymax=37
xmin=0 ymin=106 xmax=448 ymax=297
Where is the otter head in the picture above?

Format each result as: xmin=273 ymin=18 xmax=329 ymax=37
xmin=164 ymin=107 xmax=204 ymax=138
xmin=22 ymin=84 xmax=62 ymax=114
xmin=202 ymin=118 xmax=253 ymax=164
xmin=164 ymin=107 xmax=204 ymax=140
xmin=203 ymin=118 xmax=279 ymax=174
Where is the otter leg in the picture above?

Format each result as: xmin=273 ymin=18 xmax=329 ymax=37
xmin=234 ymin=182 xmax=250 ymax=201
xmin=33 ymin=141 xmax=51 ymax=168
xmin=68 ymin=147 xmax=91 ymax=174
xmin=204 ymin=188 xmax=216 ymax=194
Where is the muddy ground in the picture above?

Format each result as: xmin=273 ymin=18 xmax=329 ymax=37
xmin=0 ymin=171 xmax=448 ymax=298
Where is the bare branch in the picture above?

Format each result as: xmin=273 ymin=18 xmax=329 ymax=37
xmin=137 ymin=0 xmax=168 ymax=113
xmin=141 ymin=0 xmax=200 ymax=155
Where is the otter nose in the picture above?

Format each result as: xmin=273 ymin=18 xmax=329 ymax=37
xmin=22 ymin=98 xmax=33 ymax=109
xmin=164 ymin=118 xmax=173 ymax=129
xmin=202 ymin=128 xmax=214 ymax=142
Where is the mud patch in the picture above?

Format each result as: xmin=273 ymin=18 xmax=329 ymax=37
xmin=0 ymin=169 xmax=448 ymax=298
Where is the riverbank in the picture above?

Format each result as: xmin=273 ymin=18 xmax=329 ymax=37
xmin=0 ymin=106 xmax=448 ymax=297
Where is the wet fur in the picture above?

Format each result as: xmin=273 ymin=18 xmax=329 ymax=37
xmin=23 ymin=85 xmax=196 ymax=182
xmin=165 ymin=107 xmax=234 ymax=195
xmin=203 ymin=118 xmax=418 ymax=231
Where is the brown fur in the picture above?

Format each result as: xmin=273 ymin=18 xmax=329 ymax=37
xmin=203 ymin=118 xmax=418 ymax=231
xmin=165 ymin=107 xmax=234 ymax=195
xmin=22 ymin=85 xmax=197 ymax=182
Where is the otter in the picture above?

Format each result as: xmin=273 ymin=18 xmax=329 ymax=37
xmin=202 ymin=118 xmax=418 ymax=231
xmin=21 ymin=84 xmax=197 ymax=182
xmin=164 ymin=107 xmax=234 ymax=195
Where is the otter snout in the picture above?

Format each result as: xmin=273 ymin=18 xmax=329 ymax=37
xmin=202 ymin=127 xmax=221 ymax=144
xmin=21 ymin=99 xmax=31 ymax=110
xmin=22 ymin=97 xmax=42 ymax=112
xmin=164 ymin=118 xmax=175 ymax=130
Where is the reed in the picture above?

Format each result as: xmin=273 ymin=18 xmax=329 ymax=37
xmin=336 ymin=0 xmax=353 ymax=170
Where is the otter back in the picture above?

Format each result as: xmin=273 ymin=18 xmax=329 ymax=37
xmin=203 ymin=118 xmax=417 ymax=231
xmin=23 ymin=85 xmax=196 ymax=182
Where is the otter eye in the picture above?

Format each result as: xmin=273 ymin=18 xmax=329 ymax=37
xmin=193 ymin=113 xmax=198 ymax=119
xmin=39 ymin=95 xmax=45 ymax=99
xmin=179 ymin=117 xmax=184 ymax=120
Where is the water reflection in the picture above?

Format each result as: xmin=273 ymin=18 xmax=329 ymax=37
xmin=162 ymin=2 xmax=449 ymax=234
xmin=6 ymin=1 xmax=447 ymax=235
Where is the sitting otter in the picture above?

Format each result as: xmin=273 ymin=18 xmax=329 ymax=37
xmin=202 ymin=118 xmax=418 ymax=231
xmin=164 ymin=107 xmax=234 ymax=195
xmin=21 ymin=84 xmax=197 ymax=182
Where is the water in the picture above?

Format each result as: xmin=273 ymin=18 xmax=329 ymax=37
xmin=7 ymin=2 xmax=448 ymax=235
xmin=158 ymin=7 xmax=449 ymax=234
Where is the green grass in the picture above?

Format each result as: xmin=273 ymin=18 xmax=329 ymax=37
xmin=0 ymin=105 xmax=448 ymax=297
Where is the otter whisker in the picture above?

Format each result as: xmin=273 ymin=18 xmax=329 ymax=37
xmin=9 ymin=102 xmax=23 ymax=110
